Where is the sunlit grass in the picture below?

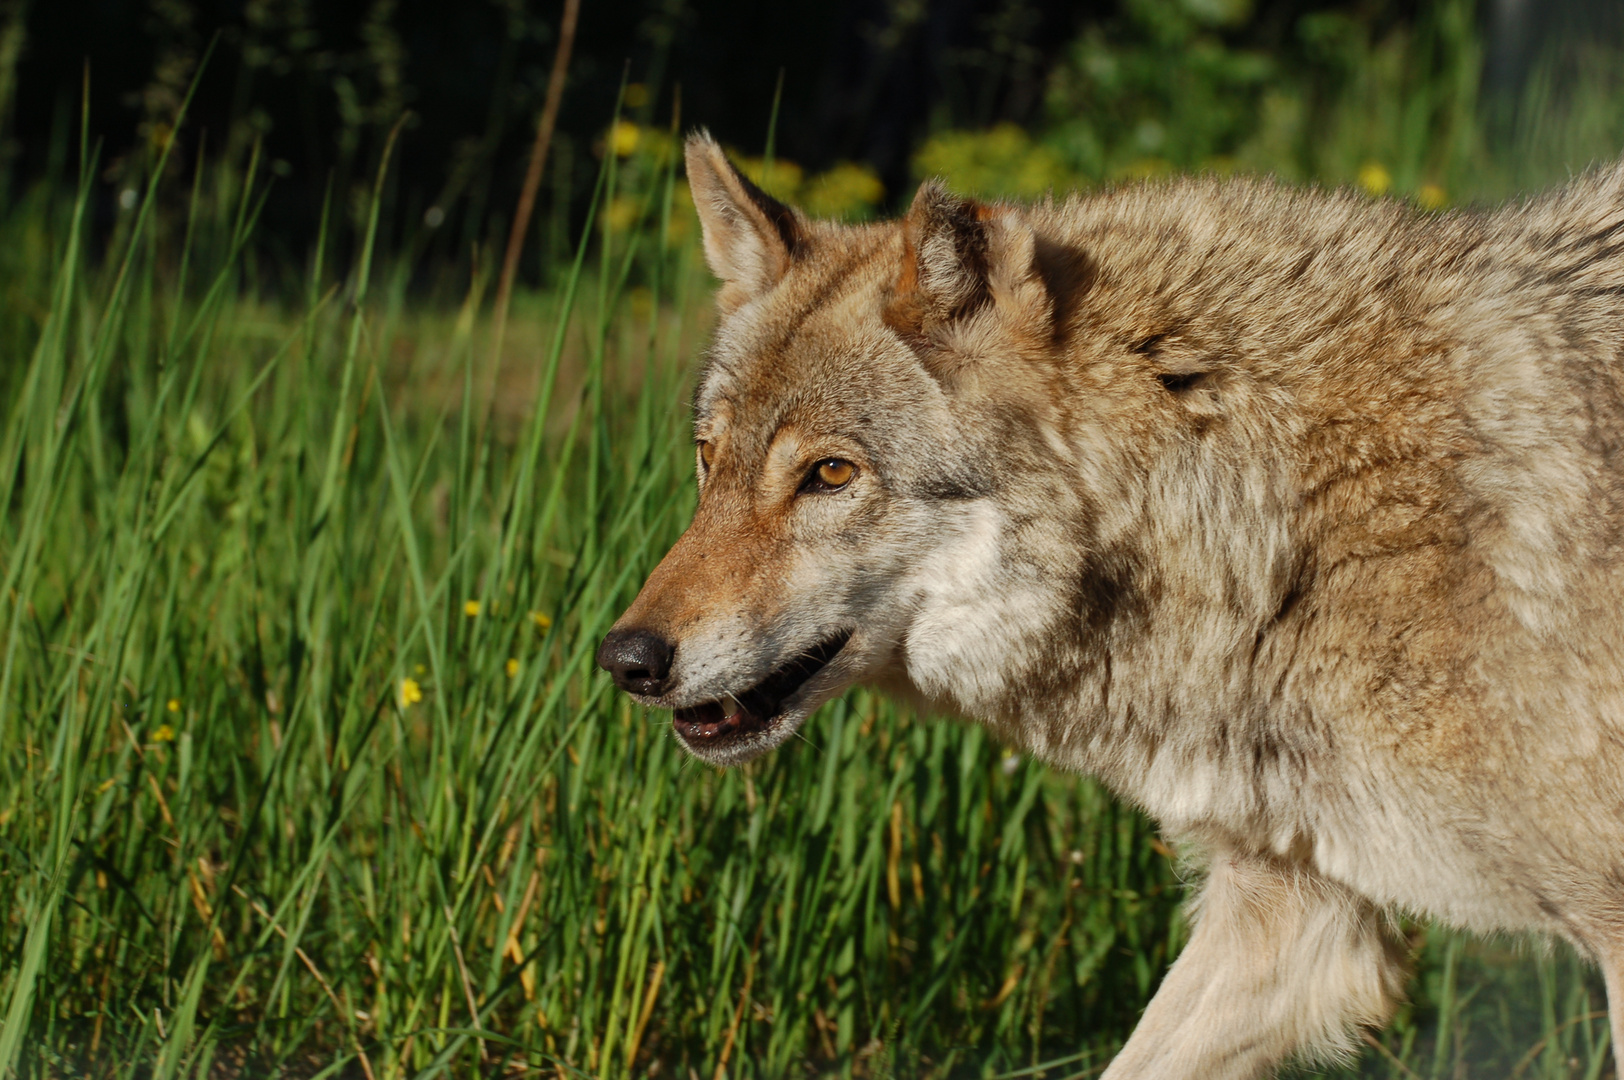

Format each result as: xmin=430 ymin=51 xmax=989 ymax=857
xmin=0 ymin=63 xmax=1620 ymax=1080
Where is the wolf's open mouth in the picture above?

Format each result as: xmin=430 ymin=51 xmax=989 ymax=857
xmin=673 ymin=631 xmax=852 ymax=744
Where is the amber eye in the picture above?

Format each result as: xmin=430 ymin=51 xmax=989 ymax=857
xmin=810 ymin=458 xmax=856 ymax=491
xmin=698 ymin=441 xmax=714 ymax=471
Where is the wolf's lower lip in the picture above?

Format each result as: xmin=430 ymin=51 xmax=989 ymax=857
xmin=672 ymin=631 xmax=852 ymax=745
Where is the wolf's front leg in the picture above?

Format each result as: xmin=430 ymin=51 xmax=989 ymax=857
xmin=1101 ymin=849 xmax=1408 ymax=1080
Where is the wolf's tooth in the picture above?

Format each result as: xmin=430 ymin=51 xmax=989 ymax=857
xmin=721 ymin=694 xmax=741 ymax=719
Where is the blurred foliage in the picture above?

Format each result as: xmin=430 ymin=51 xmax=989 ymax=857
xmin=5 ymin=0 xmax=1623 ymax=289
xmin=911 ymin=0 xmax=1624 ymax=209
xmin=736 ymin=151 xmax=887 ymax=221
xmin=1044 ymin=0 xmax=1278 ymax=180
xmin=799 ymin=161 xmax=887 ymax=220
xmin=913 ymin=124 xmax=1072 ymax=200
xmin=591 ymin=118 xmax=886 ymax=234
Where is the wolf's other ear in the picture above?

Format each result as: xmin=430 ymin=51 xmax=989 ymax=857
xmin=887 ymin=181 xmax=1067 ymax=345
xmin=685 ymin=131 xmax=806 ymax=307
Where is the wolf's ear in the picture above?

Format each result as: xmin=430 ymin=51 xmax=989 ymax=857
xmin=887 ymin=181 xmax=1075 ymax=346
xmin=685 ymin=131 xmax=806 ymax=307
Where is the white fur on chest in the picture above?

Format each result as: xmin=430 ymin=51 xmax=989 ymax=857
xmin=901 ymin=501 xmax=1063 ymax=719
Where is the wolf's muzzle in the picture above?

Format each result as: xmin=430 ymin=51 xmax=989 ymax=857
xmin=596 ymin=627 xmax=676 ymax=696
xmin=671 ymin=630 xmax=852 ymax=745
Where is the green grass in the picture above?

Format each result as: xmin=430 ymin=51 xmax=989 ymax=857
xmin=0 ymin=72 xmax=1621 ymax=1080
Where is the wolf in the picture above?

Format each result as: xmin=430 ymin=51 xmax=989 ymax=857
xmin=596 ymin=131 xmax=1624 ymax=1076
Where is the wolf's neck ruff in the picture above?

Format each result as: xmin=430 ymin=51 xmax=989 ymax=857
xmin=599 ymin=130 xmax=1624 ymax=1079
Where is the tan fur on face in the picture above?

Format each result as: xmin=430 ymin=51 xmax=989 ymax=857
xmin=604 ymin=131 xmax=1624 ymax=1076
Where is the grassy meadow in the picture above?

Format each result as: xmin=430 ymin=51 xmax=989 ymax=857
xmin=4 ymin=24 xmax=1624 ymax=1080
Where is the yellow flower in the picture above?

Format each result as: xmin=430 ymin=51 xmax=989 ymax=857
xmin=531 ymin=612 xmax=553 ymax=633
xmin=609 ymin=119 xmax=640 ymax=158
xmin=464 ymin=600 xmax=481 ymax=617
xmin=505 ymin=658 xmax=520 ymax=678
xmin=1357 ymin=162 xmax=1392 ymax=197
xmin=152 ymin=724 xmax=175 ymax=743
xmin=1416 ymin=182 xmax=1447 ymax=211
xmin=400 ymin=677 xmax=423 ymax=706
xmin=603 ymin=194 xmax=641 ymax=234
xmin=166 ymin=698 xmax=181 ymax=713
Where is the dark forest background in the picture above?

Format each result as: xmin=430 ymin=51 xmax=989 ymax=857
xmin=2 ymin=0 xmax=1623 ymax=278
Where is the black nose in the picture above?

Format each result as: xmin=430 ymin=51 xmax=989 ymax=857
xmin=596 ymin=628 xmax=676 ymax=695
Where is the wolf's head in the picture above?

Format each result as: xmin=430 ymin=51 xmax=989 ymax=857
xmin=597 ymin=132 xmax=1118 ymax=766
